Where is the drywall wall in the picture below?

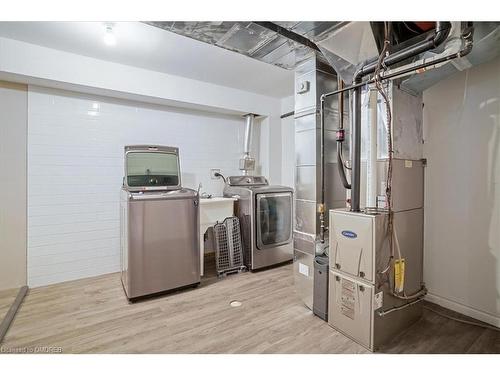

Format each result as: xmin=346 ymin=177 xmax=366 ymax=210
xmin=259 ymin=110 xmax=291 ymax=186
xmin=0 ymin=81 xmax=27 ymax=290
xmin=258 ymin=95 xmax=295 ymax=187
xmin=423 ymin=56 xmax=500 ymax=327
xmin=0 ymin=37 xmax=281 ymax=117
xmin=281 ymin=95 xmax=295 ymax=189
xmin=27 ymin=86 xmax=262 ymax=287
xmin=0 ymin=35 xmax=292 ymax=288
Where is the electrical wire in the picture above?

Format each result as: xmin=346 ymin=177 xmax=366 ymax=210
xmin=390 ymin=223 xmax=427 ymax=299
xmin=374 ymin=22 xmax=395 ymax=275
xmin=338 ymin=145 xmax=351 ymax=170
xmin=394 ymin=223 xmax=403 ymax=261
xmin=423 ymin=306 xmax=500 ymax=332
xmin=372 ymin=23 xmax=429 ymax=301
xmin=378 ymin=297 xmax=424 ymax=316
xmin=391 ymin=289 xmax=427 ymax=300
xmin=403 ymin=21 xmax=421 ymax=35
xmin=214 ymin=172 xmax=226 ymax=183
xmin=337 ymin=79 xmax=352 ymax=172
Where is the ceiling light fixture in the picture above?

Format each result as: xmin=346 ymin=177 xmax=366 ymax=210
xmin=103 ymin=24 xmax=116 ymax=46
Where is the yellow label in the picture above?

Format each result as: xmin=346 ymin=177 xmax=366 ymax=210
xmin=394 ymin=259 xmax=406 ymax=293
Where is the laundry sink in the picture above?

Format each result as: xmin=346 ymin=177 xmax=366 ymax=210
xmin=199 ymin=197 xmax=237 ymax=276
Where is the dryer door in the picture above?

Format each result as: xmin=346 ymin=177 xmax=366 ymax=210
xmin=255 ymin=192 xmax=292 ymax=250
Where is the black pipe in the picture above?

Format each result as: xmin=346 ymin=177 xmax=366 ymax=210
xmin=320 ymin=29 xmax=471 ymax=102
xmin=254 ymin=22 xmax=321 ymax=52
xmin=338 ymin=78 xmax=344 ymax=130
xmin=355 ymin=22 xmax=452 ymax=79
xmin=280 ymin=110 xmax=294 ymax=119
xmin=319 ymin=95 xmax=326 ymax=243
xmin=349 ymin=21 xmax=451 ymax=212
xmin=378 ymin=31 xmax=473 ymax=81
xmin=322 ymin=80 xmax=368 ymax=100
xmin=337 ymin=145 xmax=351 ymax=189
xmin=351 ymin=79 xmax=363 ymax=211
xmin=336 ymin=78 xmax=351 ymax=189
xmin=319 ymin=23 xmax=473 ymax=213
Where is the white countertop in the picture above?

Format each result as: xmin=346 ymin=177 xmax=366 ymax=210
xmin=199 ymin=197 xmax=237 ymax=205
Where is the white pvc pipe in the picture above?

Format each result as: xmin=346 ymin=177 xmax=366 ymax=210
xmin=366 ymin=89 xmax=378 ymax=208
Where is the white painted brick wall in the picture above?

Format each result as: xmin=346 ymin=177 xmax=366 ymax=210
xmin=28 ymin=86 xmax=259 ymax=287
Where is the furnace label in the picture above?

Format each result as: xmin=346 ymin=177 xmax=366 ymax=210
xmin=341 ymin=278 xmax=356 ymax=320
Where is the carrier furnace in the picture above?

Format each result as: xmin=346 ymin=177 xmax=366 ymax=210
xmin=328 ymin=85 xmax=426 ymax=351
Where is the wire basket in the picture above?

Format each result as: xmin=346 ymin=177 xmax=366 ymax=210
xmin=213 ymin=216 xmax=246 ymax=276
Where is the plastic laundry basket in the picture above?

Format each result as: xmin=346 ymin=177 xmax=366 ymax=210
xmin=213 ymin=216 xmax=246 ymax=276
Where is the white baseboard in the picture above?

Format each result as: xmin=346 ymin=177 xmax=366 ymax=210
xmin=425 ymin=293 xmax=500 ymax=328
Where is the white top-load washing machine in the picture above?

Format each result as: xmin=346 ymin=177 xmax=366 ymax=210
xmin=120 ymin=145 xmax=199 ymax=300
xmin=224 ymin=175 xmax=293 ymax=271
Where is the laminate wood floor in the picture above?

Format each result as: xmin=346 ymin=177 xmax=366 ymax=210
xmin=0 ymin=289 xmax=18 ymax=320
xmin=0 ymin=263 xmax=498 ymax=354
xmin=0 ymin=288 xmax=19 ymax=332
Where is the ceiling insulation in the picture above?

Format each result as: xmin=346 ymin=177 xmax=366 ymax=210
xmin=145 ymin=21 xmax=500 ymax=93
xmin=145 ymin=21 xmax=343 ymax=69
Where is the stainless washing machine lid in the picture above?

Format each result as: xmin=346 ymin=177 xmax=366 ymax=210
xmin=123 ymin=145 xmax=182 ymax=192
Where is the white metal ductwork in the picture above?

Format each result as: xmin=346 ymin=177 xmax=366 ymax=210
xmin=240 ymin=114 xmax=256 ymax=175
xmin=293 ymin=54 xmax=346 ymax=310
xmin=315 ymin=22 xmax=379 ymax=84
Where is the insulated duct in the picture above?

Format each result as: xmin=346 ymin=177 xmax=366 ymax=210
xmin=144 ymin=22 xmax=345 ymax=70
xmin=145 ymin=21 xmax=499 ymax=86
